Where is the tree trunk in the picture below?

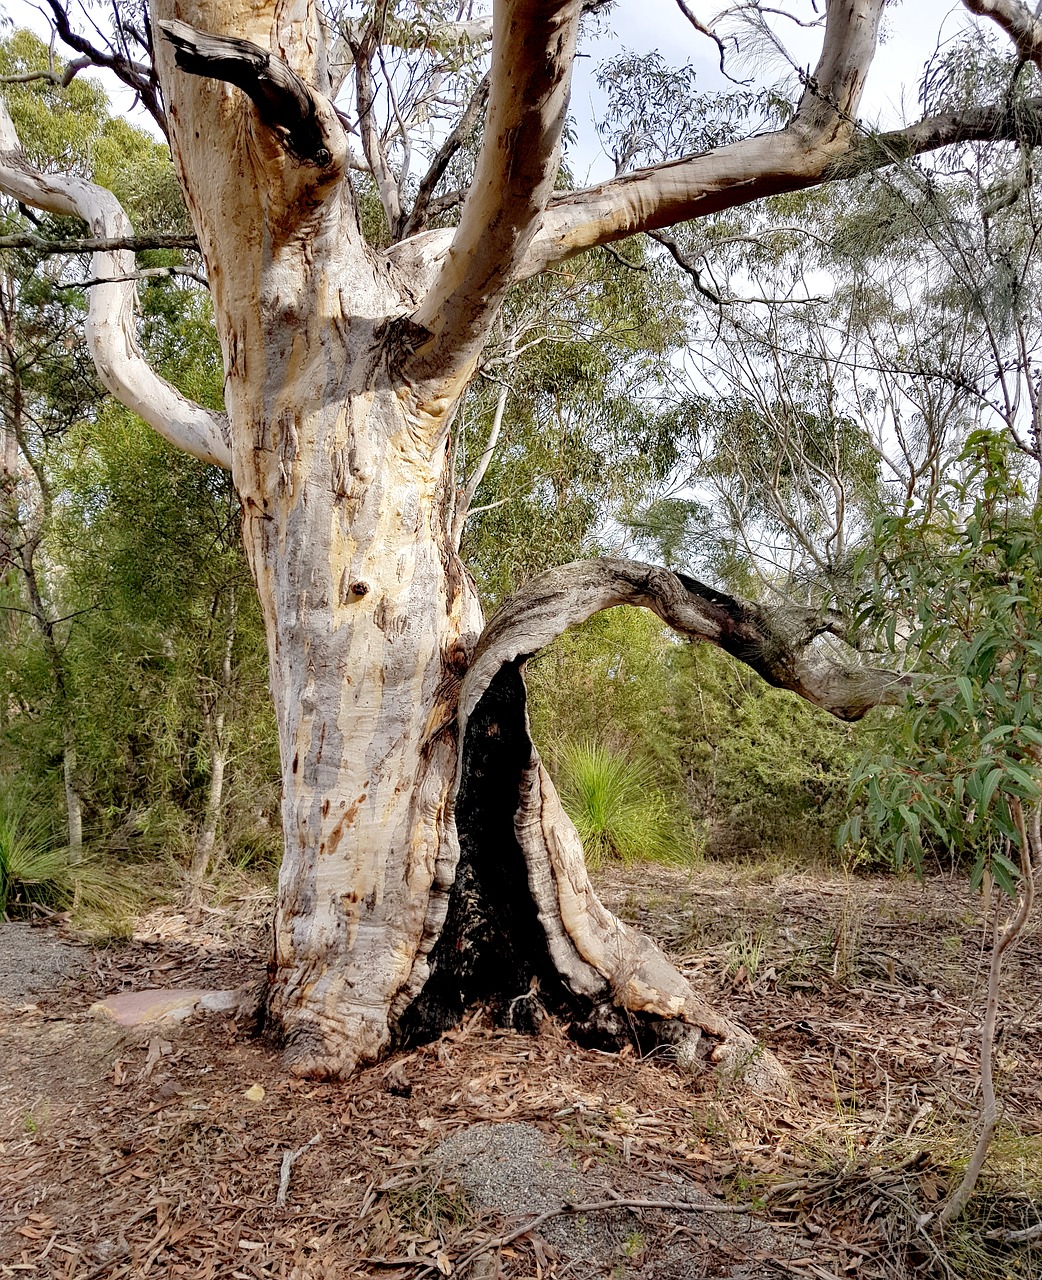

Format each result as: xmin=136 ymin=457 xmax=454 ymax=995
xmin=249 ymin=367 xmax=485 ymax=1079
xmin=61 ymin=726 xmax=83 ymax=864
xmin=135 ymin=0 xmax=912 ymax=1087
xmin=188 ymin=588 xmax=238 ymax=904
xmin=0 ymin=0 xmax=927 ymax=1087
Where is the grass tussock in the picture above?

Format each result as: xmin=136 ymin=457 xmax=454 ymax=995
xmin=555 ymin=739 xmax=698 ymax=868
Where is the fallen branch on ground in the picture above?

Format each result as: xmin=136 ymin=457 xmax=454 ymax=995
xmin=383 ymin=1195 xmax=759 ymax=1277
xmin=275 ymin=1133 xmax=320 ymax=1208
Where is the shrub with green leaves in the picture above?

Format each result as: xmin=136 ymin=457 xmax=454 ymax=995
xmin=844 ymin=431 xmax=1042 ymax=891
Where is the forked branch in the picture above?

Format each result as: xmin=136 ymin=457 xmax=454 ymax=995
xmin=495 ymin=0 xmax=1042 ymax=278
xmin=0 ymin=100 xmax=231 ymax=469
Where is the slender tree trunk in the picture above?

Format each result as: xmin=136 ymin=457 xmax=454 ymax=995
xmin=61 ymin=726 xmax=83 ymax=864
xmin=21 ymin=548 xmax=84 ymax=862
xmin=188 ymin=587 xmax=238 ymax=904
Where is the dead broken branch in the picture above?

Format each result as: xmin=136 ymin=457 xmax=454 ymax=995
xmin=275 ymin=1133 xmax=321 ymax=1209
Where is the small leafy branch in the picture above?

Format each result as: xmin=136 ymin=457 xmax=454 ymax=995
xmin=843 ymin=430 xmax=1042 ymax=886
xmin=843 ymin=430 xmax=1042 ymax=1221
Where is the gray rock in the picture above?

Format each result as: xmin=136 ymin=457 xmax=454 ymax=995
xmin=430 ymin=1122 xmax=782 ymax=1279
xmin=0 ymin=923 xmax=84 ymax=1004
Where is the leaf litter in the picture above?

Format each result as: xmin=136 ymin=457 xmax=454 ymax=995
xmin=0 ymin=866 xmax=1040 ymax=1278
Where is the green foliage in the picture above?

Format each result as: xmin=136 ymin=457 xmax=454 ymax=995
xmin=0 ymin=778 xmax=65 ymax=915
xmin=667 ymin=640 xmax=860 ymax=861
xmin=528 ymin=608 xmax=858 ymax=863
xmin=595 ymin=52 xmax=784 ymax=170
xmin=845 ymin=433 xmax=1042 ymax=891
xmin=460 ymin=245 xmax=686 ymax=603
xmin=556 ymin=739 xmax=693 ymax=867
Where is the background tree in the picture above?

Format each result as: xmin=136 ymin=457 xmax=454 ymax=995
xmin=0 ymin=35 xmax=277 ymax=903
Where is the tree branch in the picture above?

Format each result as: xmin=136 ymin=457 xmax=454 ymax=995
xmin=0 ymin=100 xmax=232 ymax=470
xmin=964 ymin=0 xmax=1042 ymax=69
xmin=452 ymin=376 xmax=509 ymax=549
xmin=0 ymin=55 xmax=91 ymax=87
xmin=450 ymin=556 xmax=885 ymax=1093
xmin=402 ymin=70 xmax=490 ymax=238
xmin=402 ymin=0 xmax=584 ymax=388
xmin=462 ymin=558 xmax=908 ymax=727
xmin=158 ymin=20 xmax=341 ymax=170
xmin=40 ymin=0 xmax=167 ymax=134
xmin=348 ymin=28 xmax=403 ymax=235
xmin=513 ymin=93 xmax=1042 ymax=278
xmin=0 ymin=233 xmax=199 ymax=254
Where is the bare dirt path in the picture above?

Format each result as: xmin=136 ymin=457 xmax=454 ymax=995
xmin=1 ymin=867 xmax=1039 ymax=1279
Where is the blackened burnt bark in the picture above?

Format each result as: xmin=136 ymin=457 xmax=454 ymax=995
xmin=395 ymin=660 xmax=687 ymax=1057
xmin=395 ymin=663 xmax=570 ymax=1044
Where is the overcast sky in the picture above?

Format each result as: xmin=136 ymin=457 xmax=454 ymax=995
xmin=5 ymin=0 xmax=984 ymax=180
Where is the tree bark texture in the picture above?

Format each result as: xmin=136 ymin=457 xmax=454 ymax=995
xmin=5 ymin=0 xmax=1015 ymax=1083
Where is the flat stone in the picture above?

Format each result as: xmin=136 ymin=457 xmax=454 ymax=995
xmin=91 ymin=987 xmax=217 ymax=1026
xmin=198 ymin=988 xmax=242 ymax=1012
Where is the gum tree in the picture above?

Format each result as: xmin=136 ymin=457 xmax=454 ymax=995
xmin=0 ymin=0 xmax=1038 ymax=1081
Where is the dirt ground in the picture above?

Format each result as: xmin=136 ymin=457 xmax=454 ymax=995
xmin=1 ymin=864 xmax=1040 ymax=1280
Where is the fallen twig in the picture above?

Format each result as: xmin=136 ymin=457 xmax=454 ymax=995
xmin=275 ymin=1133 xmax=321 ymax=1208
xmin=985 ymin=1219 xmax=1042 ymax=1243
xmin=407 ymin=1195 xmax=758 ymax=1278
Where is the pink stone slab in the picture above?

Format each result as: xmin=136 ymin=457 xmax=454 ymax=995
xmin=91 ymin=988 xmax=209 ymax=1026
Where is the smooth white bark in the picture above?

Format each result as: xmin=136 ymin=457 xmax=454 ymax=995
xmin=964 ymin=0 xmax=1042 ymax=68
xmin=0 ymin=101 xmax=231 ymax=469
xmin=407 ymin=0 xmax=584 ymax=385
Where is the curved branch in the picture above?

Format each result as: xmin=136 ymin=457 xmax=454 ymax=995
xmin=964 ymin=0 xmax=1042 ymax=69
xmin=513 ymin=94 xmax=1042 ymax=277
xmin=448 ymin=557 xmax=906 ymax=1091
xmin=463 ymin=558 xmax=907 ymax=728
xmin=159 ymin=21 xmax=342 ymax=170
xmin=0 ymin=100 xmax=232 ymax=470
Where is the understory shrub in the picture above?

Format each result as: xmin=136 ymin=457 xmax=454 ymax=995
xmin=556 ymin=739 xmax=695 ymax=866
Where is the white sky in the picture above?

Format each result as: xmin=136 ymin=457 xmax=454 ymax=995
xmin=6 ymin=0 xmax=982 ymax=176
